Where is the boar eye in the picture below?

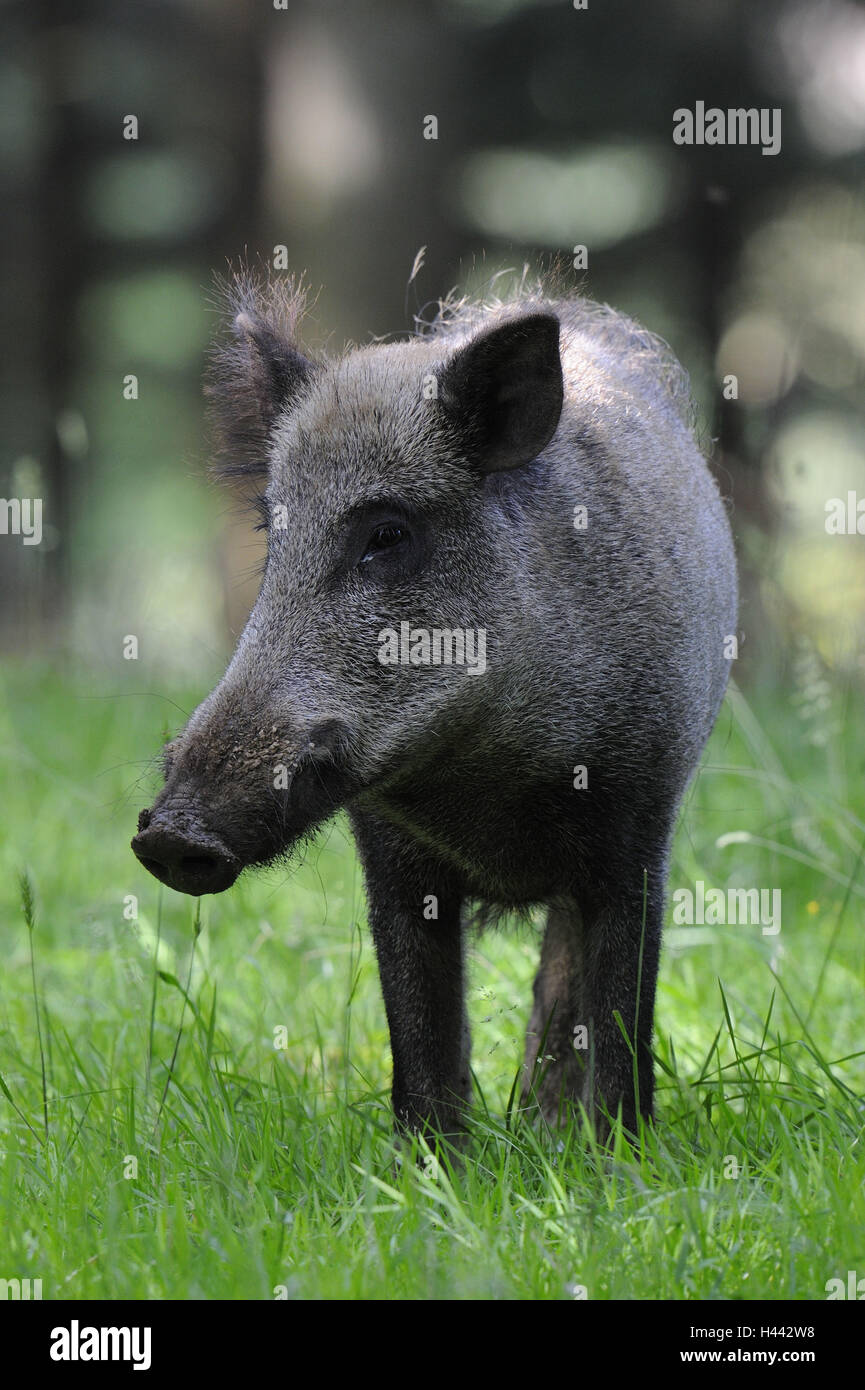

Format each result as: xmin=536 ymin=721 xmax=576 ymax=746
xmin=360 ymin=523 xmax=408 ymax=564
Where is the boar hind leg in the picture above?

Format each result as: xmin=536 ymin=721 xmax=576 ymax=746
xmin=350 ymin=810 xmax=471 ymax=1140
xmin=522 ymin=898 xmax=586 ymax=1123
xmin=579 ymin=851 xmax=666 ymax=1137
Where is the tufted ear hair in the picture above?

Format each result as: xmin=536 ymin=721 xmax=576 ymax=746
xmin=206 ymin=272 xmax=317 ymax=480
xmin=437 ymin=312 xmax=563 ymax=473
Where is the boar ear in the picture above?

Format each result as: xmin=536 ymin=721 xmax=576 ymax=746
xmin=206 ymin=277 xmax=316 ymax=480
xmin=438 ymin=313 xmax=563 ymax=473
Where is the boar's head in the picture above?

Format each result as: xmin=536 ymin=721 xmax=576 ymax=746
xmin=132 ymin=275 xmax=563 ymax=894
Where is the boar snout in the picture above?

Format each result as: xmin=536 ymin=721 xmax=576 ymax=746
xmin=132 ymin=714 xmax=356 ymax=895
xmin=132 ymin=805 xmax=240 ymax=896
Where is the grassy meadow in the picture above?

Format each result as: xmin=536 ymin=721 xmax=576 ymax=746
xmin=0 ymin=659 xmax=863 ymax=1300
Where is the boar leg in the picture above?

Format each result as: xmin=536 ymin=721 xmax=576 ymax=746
xmin=522 ymin=898 xmax=587 ymax=1122
xmin=578 ymin=851 xmax=666 ymax=1136
xmin=524 ymin=855 xmax=665 ymax=1136
xmin=351 ymin=810 xmax=472 ymax=1139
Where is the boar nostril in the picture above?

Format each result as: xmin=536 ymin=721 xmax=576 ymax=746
xmin=178 ymin=854 xmax=221 ymax=876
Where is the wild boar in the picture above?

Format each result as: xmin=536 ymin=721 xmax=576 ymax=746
xmin=133 ymin=272 xmax=737 ymax=1139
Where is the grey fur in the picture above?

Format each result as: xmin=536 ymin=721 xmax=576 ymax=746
xmin=133 ymin=273 xmax=737 ymax=1140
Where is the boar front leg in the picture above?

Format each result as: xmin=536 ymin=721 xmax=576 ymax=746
xmin=350 ymin=809 xmax=472 ymax=1139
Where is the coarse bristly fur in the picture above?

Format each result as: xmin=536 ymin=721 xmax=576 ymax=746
xmin=207 ymin=265 xmax=698 ymax=479
xmin=206 ymin=270 xmax=314 ymax=481
xmin=135 ymin=264 xmax=737 ymax=1145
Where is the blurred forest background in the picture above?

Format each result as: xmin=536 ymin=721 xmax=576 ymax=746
xmin=2 ymin=0 xmax=865 ymax=702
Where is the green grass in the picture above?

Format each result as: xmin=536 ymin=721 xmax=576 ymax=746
xmin=1 ymin=659 xmax=864 ymax=1300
